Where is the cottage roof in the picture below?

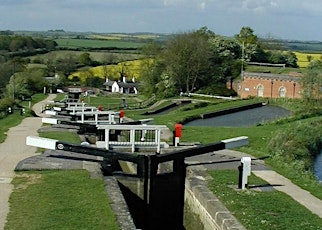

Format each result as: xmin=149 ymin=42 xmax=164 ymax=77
xmin=118 ymin=82 xmax=138 ymax=88
xmin=104 ymin=81 xmax=114 ymax=86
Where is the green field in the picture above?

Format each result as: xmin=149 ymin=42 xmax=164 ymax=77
xmin=55 ymin=38 xmax=146 ymax=49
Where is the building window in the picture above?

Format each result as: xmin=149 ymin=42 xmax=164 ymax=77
xmin=279 ymin=87 xmax=286 ymax=98
xmin=257 ymin=84 xmax=264 ymax=97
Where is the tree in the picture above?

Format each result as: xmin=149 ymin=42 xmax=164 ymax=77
xmin=55 ymin=54 xmax=77 ymax=77
xmin=161 ymin=30 xmax=212 ymax=94
xmin=101 ymin=53 xmax=117 ymax=81
xmin=234 ymin=27 xmax=259 ymax=63
xmin=79 ymin=52 xmax=92 ymax=66
xmin=301 ymin=60 xmax=322 ymax=105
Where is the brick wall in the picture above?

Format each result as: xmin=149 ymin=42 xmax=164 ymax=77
xmin=234 ymin=72 xmax=302 ymax=99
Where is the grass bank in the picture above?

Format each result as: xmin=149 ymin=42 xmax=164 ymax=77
xmin=5 ymin=170 xmax=119 ymax=230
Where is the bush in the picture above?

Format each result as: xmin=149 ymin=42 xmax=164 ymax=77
xmin=268 ymin=120 xmax=322 ymax=171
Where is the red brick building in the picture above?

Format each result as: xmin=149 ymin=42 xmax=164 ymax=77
xmin=232 ymin=72 xmax=302 ymax=99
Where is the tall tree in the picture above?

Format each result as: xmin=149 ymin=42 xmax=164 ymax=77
xmin=162 ymin=30 xmax=212 ymax=94
xmin=101 ymin=53 xmax=117 ymax=81
xmin=234 ymin=26 xmax=259 ymax=63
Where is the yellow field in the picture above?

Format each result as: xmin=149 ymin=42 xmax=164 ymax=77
xmin=69 ymin=59 xmax=152 ymax=83
xmin=294 ymin=51 xmax=322 ymax=68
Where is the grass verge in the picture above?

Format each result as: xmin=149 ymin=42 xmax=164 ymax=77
xmin=208 ymin=170 xmax=322 ymax=230
xmin=5 ymin=170 xmax=119 ymax=230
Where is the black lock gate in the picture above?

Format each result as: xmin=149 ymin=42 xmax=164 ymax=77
xmin=52 ymin=136 xmax=247 ymax=230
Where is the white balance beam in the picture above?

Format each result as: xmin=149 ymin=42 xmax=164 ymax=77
xmin=26 ymin=136 xmax=58 ymax=150
xmin=42 ymin=117 xmax=58 ymax=125
xmin=222 ymin=136 xmax=249 ymax=149
xmin=45 ymin=110 xmax=57 ymax=116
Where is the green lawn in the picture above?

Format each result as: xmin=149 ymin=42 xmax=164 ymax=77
xmin=208 ymin=170 xmax=322 ymax=230
xmin=5 ymin=170 xmax=119 ymax=230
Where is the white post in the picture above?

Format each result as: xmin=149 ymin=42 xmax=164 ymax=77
xmin=175 ymin=137 xmax=180 ymax=147
xmin=141 ymin=124 xmax=147 ymax=141
xmin=156 ymin=129 xmax=161 ymax=153
xmin=241 ymin=157 xmax=251 ymax=189
xmin=130 ymin=129 xmax=135 ymax=152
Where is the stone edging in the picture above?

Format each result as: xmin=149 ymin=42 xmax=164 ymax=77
xmin=185 ymin=168 xmax=246 ymax=230
xmin=103 ymin=176 xmax=137 ymax=230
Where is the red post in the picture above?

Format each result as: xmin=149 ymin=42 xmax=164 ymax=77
xmin=174 ymin=123 xmax=182 ymax=147
xmin=98 ymin=105 xmax=103 ymax=111
xmin=119 ymin=109 xmax=125 ymax=123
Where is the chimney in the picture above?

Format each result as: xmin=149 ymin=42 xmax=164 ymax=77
xmin=123 ymin=76 xmax=126 ymax=83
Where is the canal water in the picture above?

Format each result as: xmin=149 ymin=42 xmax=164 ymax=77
xmin=184 ymin=105 xmax=291 ymax=127
xmin=314 ymin=150 xmax=322 ymax=182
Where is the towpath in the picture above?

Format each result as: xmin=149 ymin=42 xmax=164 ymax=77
xmin=0 ymin=94 xmax=56 ymax=229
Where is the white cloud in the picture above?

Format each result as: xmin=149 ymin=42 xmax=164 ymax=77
xmin=199 ymin=2 xmax=206 ymax=10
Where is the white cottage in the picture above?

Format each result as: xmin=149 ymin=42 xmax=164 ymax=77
xmin=104 ymin=77 xmax=138 ymax=94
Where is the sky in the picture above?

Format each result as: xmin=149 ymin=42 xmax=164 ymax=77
xmin=0 ymin=0 xmax=322 ymax=41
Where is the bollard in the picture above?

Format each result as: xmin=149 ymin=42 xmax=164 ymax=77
xmin=174 ymin=123 xmax=182 ymax=147
xmin=98 ymin=104 xmax=103 ymax=111
xmin=141 ymin=124 xmax=147 ymax=141
xmin=238 ymin=157 xmax=251 ymax=189
xmin=119 ymin=109 xmax=125 ymax=123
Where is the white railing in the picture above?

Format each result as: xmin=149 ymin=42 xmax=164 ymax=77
xmin=96 ymin=124 xmax=169 ymax=153
xmin=75 ymin=111 xmax=118 ymax=124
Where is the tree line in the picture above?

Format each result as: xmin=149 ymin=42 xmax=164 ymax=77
xmin=140 ymin=26 xmax=299 ymax=98
xmin=0 ymin=35 xmax=57 ymax=53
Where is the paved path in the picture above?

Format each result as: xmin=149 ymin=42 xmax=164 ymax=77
xmin=0 ymin=94 xmax=56 ymax=229
xmin=252 ymin=170 xmax=322 ymax=218
xmin=186 ymin=149 xmax=322 ymax=218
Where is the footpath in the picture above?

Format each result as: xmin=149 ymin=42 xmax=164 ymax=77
xmin=0 ymin=94 xmax=321 ymax=229
xmin=0 ymin=94 xmax=56 ymax=229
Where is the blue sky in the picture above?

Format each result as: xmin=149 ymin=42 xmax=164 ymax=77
xmin=0 ymin=0 xmax=321 ymax=41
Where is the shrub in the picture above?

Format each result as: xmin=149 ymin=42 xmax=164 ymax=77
xmin=268 ymin=120 xmax=322 ymax=171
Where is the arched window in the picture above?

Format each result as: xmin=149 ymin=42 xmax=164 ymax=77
xmin=257 ymin=84 xmax=264 ymax=97
xmin=279 ymin=87 xmax=286 ymax=98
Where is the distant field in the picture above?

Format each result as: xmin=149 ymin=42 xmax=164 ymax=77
xmin=89 ymin=33 xmax=161 ymax=40
xmin=70 ymin=59 xmax=152 ymax=82
xmin=55 ymin=38 xmax=146 ymax=49
xmin=294 ymin=51 xmax=321 ymax=68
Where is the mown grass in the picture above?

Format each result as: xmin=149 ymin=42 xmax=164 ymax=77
xmin=246 ymin=65 xmax=300 ymax=74
xmin=5 ymin=170 xmax=119 ymax=230
xmin=208 ymin=170 xmax=322 ymax=230
xmin=39 ymin=131 xmax=81 ymax=144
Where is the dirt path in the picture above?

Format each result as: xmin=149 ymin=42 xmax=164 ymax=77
xmin=0 ymin=94 xmax=56 ymax=229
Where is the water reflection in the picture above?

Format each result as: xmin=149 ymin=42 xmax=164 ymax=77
xmin=184 ymin=105 xmax=291 ymax=127
xmin=314 ymin=150 xmax=322 ymax=182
